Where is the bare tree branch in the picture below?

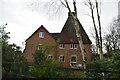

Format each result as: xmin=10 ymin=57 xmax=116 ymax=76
xmin=64 ymin=0 xmax=71 ymax=12
xmin=84 ymin=1 xmax=91 ymax=8
xmin=73 ymin=0 xmax=77 ymax=16
xmin=55 ymin=4 xmax=63 ymax=14
xmin=59 ymin=0 xmax=67 ymax=8
xmin=85 ymin=0 xmax=103 ymax=59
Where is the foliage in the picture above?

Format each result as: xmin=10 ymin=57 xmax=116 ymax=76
xmin=34 ymin=43 xmax=56 ymax=65
xmin=34 ymin=46 xmax=45 ymax=65
xmin=1 ymin=26 xmax=29 ymax=78
xmin=0 ymin=25 xmax=10 ymax=42
xmin=86 ymin=53 xmax=120 ymax=78
xmin=29 ymin=59 xmax=64 ymax=78
xmin=86 ymin=60 xmax=111 ymax=78
xmin=110 ymin=53 xmax=120 ymax=78
xmin=32 ymin=42 xmax=65 ymax=78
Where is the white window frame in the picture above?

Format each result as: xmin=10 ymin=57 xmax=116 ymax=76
xmin=47 ymin=55 xmax=53 ymax=59
xmin=70 ymin=44 xmax=77 ymax=49
xmin=59 ymin=44 xmax=65 ymax=49
xmin=39 ymin=32 xmax=44 ymax=38
xmin=74 ymin=44 xmax=77 ymax=49
xmin=38 ymin=44 xmax=42 ymax=50
xmin=70 ymin=55 xmax=77 ymax=63
xmin=59 ymin=55 xmax=65 ymax=62
xmin=70 ymin=55 xmax=77 ymax=67
xmin=70 ymin=44 xmax=74 ymax=49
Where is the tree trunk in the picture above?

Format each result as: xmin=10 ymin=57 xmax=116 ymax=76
xmin=64 ymin=0 xmax=87 ymax=70
xmin=95 ymin=0 xmax=103 ymax=59
xmin=86 ymin=0 xmax=103 ymax=59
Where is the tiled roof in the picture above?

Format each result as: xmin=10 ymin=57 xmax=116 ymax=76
xmin=26 ymin=25 xmax=50 ymax=41
xmin=26 ymin=13 xmax=91 ymax=44
xmin=50 ymin=33 xmax=61 ymax=40
xmin=59 ymin=15 xmax=92 ymax=44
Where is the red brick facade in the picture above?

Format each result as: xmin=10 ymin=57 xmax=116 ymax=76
xmin=24 ymin=14 xmax=92 ymax=68
xmin=24 ymin=26 xmax=56 ymax=63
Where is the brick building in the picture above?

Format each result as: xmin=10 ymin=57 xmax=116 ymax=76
xmin=24 ymin=13 xmax=92 ymax=68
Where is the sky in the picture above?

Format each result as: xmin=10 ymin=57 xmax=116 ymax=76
xmin=0 ymin=0 xmax=120 ymax=51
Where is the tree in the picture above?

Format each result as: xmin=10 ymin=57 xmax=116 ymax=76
xmin=0 ymin=23 xmax=10 ymax=43
xmin=86 ymin=60 xmax=111 ymax=78
xmin=30 ymin=44 xmax=64 ymax=78
xmin=59 ymin=0 xmax=104 ymax=62
xmin=58 ymin=0 xmax=87 ymax=73
xmin=84 ymin=0 xmax=103 ymax=59
xmin=1 ymin=24 xmax=28 ymax=78
xmin=34 ymin=46 xmax=45 ymax=65
xmin=86 ymin=53 xmax=120 ymax=79
xmin=110 ymin=53 xmax=120 ymax=78
xmin=34 ymin=42 xmax=57 ymax=65
xmin=104 ymin=18 xmax=120 ymax=53
xmin=29 ymin=59 xmax=62 ymax=78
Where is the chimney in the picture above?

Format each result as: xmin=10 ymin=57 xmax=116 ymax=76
xmin=68 ymin=12 xmax=76 ymax=16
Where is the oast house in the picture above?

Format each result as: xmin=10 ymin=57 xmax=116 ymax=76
xmin=24 ymin=12 xmax=92 ymax=68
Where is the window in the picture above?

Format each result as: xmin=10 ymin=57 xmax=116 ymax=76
xmin=84 ymin=49 xmax=86 ymax=53
xmin=59 ymin=55 xmax=64 ymax=62
xmin=70 ymin=44 xmax=77 ymax=49
xmin=38 ymin=44 xmax=42 ymax=50
xmin=71 ymin=56 xmax=77 ymax=63
xmin=39 ymin=32 xmax=44 ymax=38
xmin=48 ymin=55 xmax=53 ymax=59
xmin=74 ymin=44 xmax=77 ymax=49
xmin=59 ymin=44 xmax=65 ymax=49
xmin=70 ymin=56 xmax=77 ymax=67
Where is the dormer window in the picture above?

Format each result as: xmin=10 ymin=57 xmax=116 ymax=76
xmin=39 ymin=32 xmax=44 ymax=38
xmin=70 ymin=44 xmax=77 ymax=49
xmin=59 ymin=44 xmax=65 ymax=49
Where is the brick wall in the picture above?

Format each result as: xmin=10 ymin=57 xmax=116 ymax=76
xmin=56 ymin=44 xmax=91 ymax=67
xmin=24 ymin=27 xmax=56 ymax=63
xmin=24 ymin=27 xmax=92 ymax=68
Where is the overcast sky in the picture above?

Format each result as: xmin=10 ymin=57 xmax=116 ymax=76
xmin=0 ymin=0 xmax=119 ymax=50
